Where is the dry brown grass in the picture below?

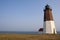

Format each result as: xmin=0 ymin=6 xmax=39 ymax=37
xmin=0 ymin=34 xmax=60 ymax=40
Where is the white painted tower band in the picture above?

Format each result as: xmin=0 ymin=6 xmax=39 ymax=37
xmin=43 ymin=21 xmax=57 ymax=34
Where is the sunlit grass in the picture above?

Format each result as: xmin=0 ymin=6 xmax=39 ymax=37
xmin=0 ymin=34 xmax=60 ymax=40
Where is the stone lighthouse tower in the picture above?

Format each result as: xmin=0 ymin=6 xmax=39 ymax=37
xmin=43 ymin=5 xmax=57 ymax=34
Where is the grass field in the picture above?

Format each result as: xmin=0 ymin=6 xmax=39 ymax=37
xmin=0 ymin=34 xmax=60 ymax=40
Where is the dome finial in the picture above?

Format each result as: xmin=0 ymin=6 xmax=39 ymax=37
xmin=45 ymin=4 xmax=50 ymax=9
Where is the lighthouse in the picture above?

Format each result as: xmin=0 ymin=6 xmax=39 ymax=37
xmin=43 ymin=5 xmax=57 ymax=34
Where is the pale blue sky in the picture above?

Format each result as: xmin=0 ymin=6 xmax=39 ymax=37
xmin=0 ymin=0 xmax=60 ymax=31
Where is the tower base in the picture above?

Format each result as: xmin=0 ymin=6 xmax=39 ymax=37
xmin=43 ymin=21 xmax=57 ymax=34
